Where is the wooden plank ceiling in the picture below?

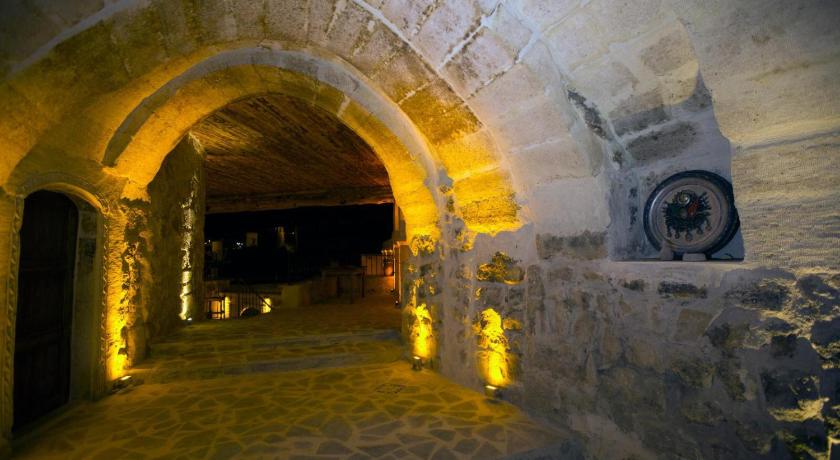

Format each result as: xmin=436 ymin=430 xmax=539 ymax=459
xmin=190 ymin=94 xmax=392 ymax=212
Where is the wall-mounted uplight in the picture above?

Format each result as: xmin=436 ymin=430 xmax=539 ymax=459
xmin=411 ymin=355 xmax=423 ymax=371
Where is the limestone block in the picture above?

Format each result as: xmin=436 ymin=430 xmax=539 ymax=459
xmin=180 ymin=0 xmax=238 ymax=45
xmin=674 ymin=309 xmax=712 ymax=342
xmin=228 ymin=0 xmax=270 ymax=41
xmin=433 ymin=129 xmax=500 ymax=181
xmin=731 ymin=134 xmax=840 ymax=270
xmin=491 ymin=99 xmax=576 ymax=151
xmin=625 ymin=122 xmax=698 ymax=164
xmin=507 ymin=135 xmax=591 ymax=190
xmin=399 ymin=79 xmax=481 ymax=144
xmin=451 ymin=169 xmax=519 ymax=233
xmin=639 ymin=25 xmax=696 ymax=78
xmin=379 ymin=0 xmax=437 ymax=37
xmin=609 ymin=89 xmax=669 ymax=137
xmin=544 ymin=9 xmax=607 ymax=70
xmin=584 ymin=0 xmax=669 ymax=45
xmin=536 ymin=231 xmax=607 ymax=261
xmin=21 ymin=22 xmax=131 ymax=110
xmin=445 ymin=4 xmax=531 ymax=97
xmin=672 ymin=0 xmax=840 ymax=145
xmin=414 ymin=0 xmax=482 ymax=67
xmin=518 ymin=40 xmax=566 ymax=102
xmin=264 ymin=0 xmax=309 ymax=44
xmin=350 ymin=22 xmax=404 ymax=76
xmin=467 ymin=61 xmax=550 ymax=127
xmin=443 ymin=26 xmax=520 ymax=97
xmin=0 ymin=85 xmax=47 ymax=179
xmin=108 ymin=5 xmax=170 ymax=79
xmin=307 ymin=0 xmax=338 ymax=45
xmin=371 ymin=45 xmax=435 ymax=102
xmin=569 ymin=56 xmax=639 ymax=115
xmin=0 ymin=1 xmax=64 ymax=77
xmin=319 ymin=1 xmax=371 ymax=60
xmin=525 ymin=178 xmax=610 ymax=235
xmin=510 ymin=0 xmax=580 ymax=31
xmin=151 ymin=0 xmax=201 ymax=57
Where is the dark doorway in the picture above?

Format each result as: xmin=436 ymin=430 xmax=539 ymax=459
xmin=13 ymin=191 xmax=79 ymax=431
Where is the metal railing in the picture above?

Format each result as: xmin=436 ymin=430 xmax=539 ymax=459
xmin=205 ymin=285 xmax=272 ymax=320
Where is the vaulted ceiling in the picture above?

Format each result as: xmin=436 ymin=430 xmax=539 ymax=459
xmin=190 ymin=94 xmax=392 ymax=212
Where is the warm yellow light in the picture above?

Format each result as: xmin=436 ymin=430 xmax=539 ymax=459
xmin=413 ymin=303 xmax=432 ymax=359
xmin=224 ymin=296 xmax=231 ymax=319
xmin=261 ymin=297 xmax=272 ymax=314
xmin=179 ymin=270 xmax=192 ymax=321
xmin=484 ymin=384 xmax=502 ymax=399
xmin=474 ymin=308 xmax=509 ymax=387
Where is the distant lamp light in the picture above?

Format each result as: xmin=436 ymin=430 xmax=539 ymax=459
xmin=411 ymin=355 xmax=423 ymax=371
xmin=484 ymin=384 xmax=502 ymax=400
xmin=186 ymin=317 xmax=193 ymax=324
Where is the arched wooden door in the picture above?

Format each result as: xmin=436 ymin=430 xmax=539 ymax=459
xmin=13 ymin=191 xmax=78 ymax=430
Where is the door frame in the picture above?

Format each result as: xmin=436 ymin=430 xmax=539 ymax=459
xmin=0 ymin=182 xmax=107 ymax=446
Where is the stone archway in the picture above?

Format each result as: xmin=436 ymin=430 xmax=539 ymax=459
xmin=103 ymin=47 xmax=446 ymax=240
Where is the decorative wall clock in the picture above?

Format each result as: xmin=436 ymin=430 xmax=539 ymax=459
xmin=643 ymin=170 xmax=740 ymax=257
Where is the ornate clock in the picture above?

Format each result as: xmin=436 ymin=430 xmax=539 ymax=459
xmin=643 ymin=170 xmax=740 ymax=257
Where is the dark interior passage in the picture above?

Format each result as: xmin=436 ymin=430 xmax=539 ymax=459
xmin=13 ymin=191 xmax=78 ymax=431
xmin=205 ymin=204 xmax=394 ymax=283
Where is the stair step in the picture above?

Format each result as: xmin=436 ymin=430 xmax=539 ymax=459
xmin=133 ymin=345 xmax=403 ymax=384
xmin=149 ymin=329 xmax=401 ymax=358
xmin=134 ymin=329 xmax=404 ymax=384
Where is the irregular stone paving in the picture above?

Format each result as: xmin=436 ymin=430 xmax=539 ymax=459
xmin=13 ymin=296 xmax=573 ymax=459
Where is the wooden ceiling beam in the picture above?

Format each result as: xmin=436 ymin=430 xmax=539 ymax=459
xmin=205 ymin=186 xmax=394 ymax=214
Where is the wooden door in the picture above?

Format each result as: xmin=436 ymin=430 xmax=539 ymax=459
xmin=13 ymin=191 xmax=78 ymax=431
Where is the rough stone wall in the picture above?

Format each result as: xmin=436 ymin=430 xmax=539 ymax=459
xmin=428 ymin=223 xmax=838 ymax=458
xmin=147 ymin=137 xmax=205 ymax=339
xmin=0 ymin=1 xmax=837 ymax=458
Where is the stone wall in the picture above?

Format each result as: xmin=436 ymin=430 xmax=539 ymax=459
xmin=420 ymin=220 xmax=838 ymax=458
xmin=147 ymin=137 xmax=205 ymax=338
xmin=0 ymin=0 xmax=837 ymax=458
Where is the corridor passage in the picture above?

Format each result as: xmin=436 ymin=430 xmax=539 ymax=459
xmin=13 ymin=295 xmax=574 ymax=459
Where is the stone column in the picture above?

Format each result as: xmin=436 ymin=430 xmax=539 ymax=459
xmin=0 ymin=192 xmax=22 ymax=455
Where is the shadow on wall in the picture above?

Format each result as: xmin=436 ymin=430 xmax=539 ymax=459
xmin=598 ymin=74 xmax=746 ymax=261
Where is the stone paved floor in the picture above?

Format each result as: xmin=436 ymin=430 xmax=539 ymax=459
xmin=13 ymin=295 xmax=572 ymax=459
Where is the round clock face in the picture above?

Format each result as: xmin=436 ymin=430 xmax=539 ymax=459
xmin=644 ymin=171 xmax=739 ymax=256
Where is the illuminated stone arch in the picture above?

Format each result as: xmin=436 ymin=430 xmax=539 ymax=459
xmin=104 ymin=46 xmax=445 ymax=239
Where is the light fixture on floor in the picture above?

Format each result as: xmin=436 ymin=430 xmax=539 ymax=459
xmin=484 ymin=384 xmax=502 ymax=400
xmin=411 ymin=355 xmax=423 ymax=371
xmin=113 ymin=375 xmax=134 ymax=391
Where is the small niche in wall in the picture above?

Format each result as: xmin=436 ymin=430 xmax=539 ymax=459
xmin=605 ymin=74 xmax=744 ymax=262
xmin=610 ymin=167 xmax=745 ymax=262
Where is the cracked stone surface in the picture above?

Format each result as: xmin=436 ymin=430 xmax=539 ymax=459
xmin=13 ymin=295 xmax=569 ymax=459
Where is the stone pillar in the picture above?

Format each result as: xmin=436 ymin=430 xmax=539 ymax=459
xmin=0 ymin=192 xmax=22 ymax=455
xmin=101 ymin=198 xmax=151 ymax=382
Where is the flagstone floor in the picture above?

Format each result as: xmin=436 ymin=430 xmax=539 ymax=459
xmin=13 ymin=295 xmax=577 ymax=459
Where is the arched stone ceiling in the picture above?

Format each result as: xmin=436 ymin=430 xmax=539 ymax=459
xmin=190 ymin=94 xmax=392 ymax=201
xmin=1 ymin=0 xmax=837 ymax=238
